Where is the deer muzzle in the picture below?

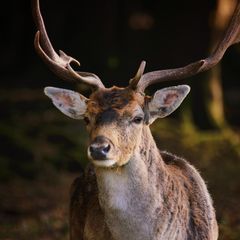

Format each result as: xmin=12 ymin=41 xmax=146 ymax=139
xmin=88 ymin=136 xmax=116 ymax=167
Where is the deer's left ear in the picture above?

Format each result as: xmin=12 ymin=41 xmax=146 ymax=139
xmin=146 ymin=85 xmax=190 ymax=124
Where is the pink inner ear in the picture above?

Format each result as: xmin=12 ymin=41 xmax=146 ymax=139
xmin=163 ymin=92 xmax=178 ymax=105
xmin=55 ymin=93 xmax=74 ymax=107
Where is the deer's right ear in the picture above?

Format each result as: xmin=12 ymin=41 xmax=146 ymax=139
xmin=146 ymin=85 xmax=190 ymax=124
xmin=44 ymin=87 xmax=88 ymax=119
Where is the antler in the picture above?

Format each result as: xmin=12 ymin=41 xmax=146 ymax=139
xmin=129 ymin=61 xmax=146 ymax=89
xmin=130 ymin=1 xmax=240 ymax=93
xmin=32 ymin=0 xmax=105 ymax=90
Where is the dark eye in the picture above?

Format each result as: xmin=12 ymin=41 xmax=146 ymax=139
xmin=84 ymin=116 xmax=90 ymax=125
xmin=132 ymin=116 xmax=143 ymax=124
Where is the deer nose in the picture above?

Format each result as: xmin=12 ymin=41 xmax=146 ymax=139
xmin=89 ymin=136 xmax=111 ymax=160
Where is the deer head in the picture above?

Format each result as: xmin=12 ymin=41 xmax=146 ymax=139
xmin=33 ymin=0 xmax=240 ymax=168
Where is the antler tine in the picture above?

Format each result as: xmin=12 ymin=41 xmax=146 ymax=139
xmin=129 ymin=61 xmax=146 ymax=90
xmin=135 ymin=1 xmax=240 ymax=93
xmin=32 ymin=0 xmax=105 ymax=90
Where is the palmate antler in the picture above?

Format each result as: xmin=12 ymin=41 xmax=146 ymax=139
xmin=130 ymin=1 xmax=240 ymax=93
xmin=32 ymin=0 xmax=105 ymax=90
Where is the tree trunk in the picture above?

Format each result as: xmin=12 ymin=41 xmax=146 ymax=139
xmin=208 ymin=0 xmax=237 ymax=128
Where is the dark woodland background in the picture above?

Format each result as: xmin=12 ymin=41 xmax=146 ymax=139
xmin=0 ymin=0 xmax=240 ymax=239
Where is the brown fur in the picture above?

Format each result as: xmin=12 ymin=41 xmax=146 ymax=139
xmin=88 ymin=87 xmax=144 ymax=116
xmin=70 ymin=148 xmax=218 ymax=240
xmin=69 ymin=87 xmax=218 ymax=240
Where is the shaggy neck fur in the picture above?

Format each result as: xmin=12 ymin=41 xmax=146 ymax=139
xmin=95 ymin=126 xmax=217 ymax=240
xmin=95 ymin=127 xmax=166 ymax=240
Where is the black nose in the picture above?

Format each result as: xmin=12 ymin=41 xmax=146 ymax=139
xmin=89 ymin=136 xmax=111 ymax=160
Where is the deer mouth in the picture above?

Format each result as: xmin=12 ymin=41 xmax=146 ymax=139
xmin=92 ymin=159 xmax=117 ymax=168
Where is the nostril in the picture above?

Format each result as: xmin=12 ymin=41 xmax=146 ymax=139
xmin=89 ymin=145 xmax=94 ymax=154
xmin=102 ymin=144 xmax=110 ymax=154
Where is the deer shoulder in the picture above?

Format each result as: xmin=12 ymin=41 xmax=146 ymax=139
xmin=160 ymin=151 xmax=218 ymax=240
xmin=70 ymin=165 xmax=113 ymax=240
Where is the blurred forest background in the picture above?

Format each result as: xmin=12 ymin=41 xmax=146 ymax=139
xmin=0 ymin=0 xmax=240 ymax=239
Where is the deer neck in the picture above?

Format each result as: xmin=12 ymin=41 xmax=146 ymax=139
xmin=95 ymin=126 xmax=166 ymax=239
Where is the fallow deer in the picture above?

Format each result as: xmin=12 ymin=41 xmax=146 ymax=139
xmin=32 ymin=0 xmax=240 ymax=239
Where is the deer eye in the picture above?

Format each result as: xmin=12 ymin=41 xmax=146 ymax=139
xmin=84 ymin=116 xmax=90 ymax=125
xmin=132 ymin=116 xmax=143 ymax=124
